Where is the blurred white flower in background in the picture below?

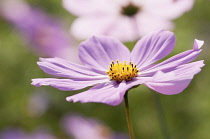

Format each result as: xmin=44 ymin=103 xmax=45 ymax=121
xmin=61 ymin=114 xmax=129 ymax=139
xmin=63 ymin=0 xmax=194 ymax=42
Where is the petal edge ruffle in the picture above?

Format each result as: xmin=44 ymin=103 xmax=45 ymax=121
xmin=141 ymin=39 xmax=203 ymax=76
xmin=66 ymin=81 xmax=126 ymax=106
xmin=144 ymin=60 xmax=204 ymax=95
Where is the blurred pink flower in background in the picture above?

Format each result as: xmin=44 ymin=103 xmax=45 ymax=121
xmin=0 ymin=128 xmax=56 ymax=139
xmin=0 ymin=0 xmax=79 ymax=62
xmin=27 ymin=91 xmax=50 ymax=117
xmin=62 ymin=114 xmax=128 ymax=139
xmin=0 ymin=115 xmax=128 ymax=139
xmin=63 ymin=0 xmax=194 ymax=42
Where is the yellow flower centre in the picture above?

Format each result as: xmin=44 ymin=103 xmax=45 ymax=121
xmin=106 ymin=60 xmax=139 ymax=82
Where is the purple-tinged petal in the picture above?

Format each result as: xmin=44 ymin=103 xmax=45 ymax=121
xmin=63 ymin=0 xmax=119 ymax=16
xmin=144 ymin=60 xmax=204 ymax=95
xmin=70 ymin=16 xmax=140 ymax=42
xmin=170 ymin=60 xmax=204 ymax=75
xmin=32 ymin=78 xmax=109 ymax=91
xmin=141 ymin=39 xmax=203 ymax=75
xmin=38 ymin=57 xmax=106 ymax=79
xmin=135 ymin=13 xmax=174 ymax=37
xmin=131 ymin=30 xmax=175 ymax=69
xmin=79 ymin=36 xmax=130 ymax=71
xmin=143 ymin=0 xmax=194 ymax=20
xmin=70 ymin=16 xmax=116 ymax=41
xmin=66 ymin=78 xmax=149 ymax=106
xmin=66 ymin=81 xmax=128 ymax=106
xmin=105 ymin=16 xmax=140 ymax=42
xmin=63 ymin=0 xmax=98 ymax=16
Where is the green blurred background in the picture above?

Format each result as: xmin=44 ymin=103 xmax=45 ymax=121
xmin=0 ymin=0 xmax=209 ymax=139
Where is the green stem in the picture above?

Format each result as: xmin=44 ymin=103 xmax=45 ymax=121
xmin=152 ymin=93 xmax=171 ymax=139
xmin=124 ymin=92 xmax=135 ymax=139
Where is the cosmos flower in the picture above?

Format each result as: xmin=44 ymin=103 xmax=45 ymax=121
xmin=0 ymin=0 xmax=78 ymax=62
xmin=63 ymin=0 xmax=194 ymax=42
xmin=62 ymin=114 xmax=128 ymax=139
xmin=32 ymin=30 xmax=204 ymax=106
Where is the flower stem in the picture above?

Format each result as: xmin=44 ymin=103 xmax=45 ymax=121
xmin=124 ymin=92 xmax=134 ymax=139
xmin=152 ymin=92 xmax=171 ymax=139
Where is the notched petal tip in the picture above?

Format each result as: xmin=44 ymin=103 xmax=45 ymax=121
xmin=31 ymin=79 xmax=42 ymax=87
xmin=194 ymin=39 xmax=204 ymax=50
xmin=199 ymin=60 xmax=205 ymax=67
xmin=36 ymin=58 xmax=44 ymax=65
xmin=66 ymin=96 xmax=77 ymax=102
xmin=39 ymin=57 xmax=45 ymax=61
xmin=39 ymin=57 xmax=57 ymax=62
xmin=66 ymin=97 xmax=71 ymax=102
xmin=37 ymin=61 xmax=42 ymax=66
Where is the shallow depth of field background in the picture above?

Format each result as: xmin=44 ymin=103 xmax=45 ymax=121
xmin=0 ymin=0 xmax=210 ymax=139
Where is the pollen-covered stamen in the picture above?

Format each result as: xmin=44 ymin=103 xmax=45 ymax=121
xmin=106 ymin=60 xmax=139 ymax=82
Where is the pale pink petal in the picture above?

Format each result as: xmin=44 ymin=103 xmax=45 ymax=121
xmin=193 ymin=39 xmax=204 ymax=50
xmin=37 ymin=57 xmax=106 ymax=79
xmin=66 ymin=81 xmax=126 ymax=106
xmin=131 ymin=30 xmax=175 ymax=69
xmin=71 ymin=15 xmax=141 ymax=42
xmin=144 ymin=60 xmax=204 ymax=95
xmin=70 ymin=16 xmax=116 ymax=41
xmin=141 ymin=39 xmax=203 ymax=75
xmin=64 ymin=0 xmax=192 ymax=42
xmin=63 ymin=0 xmax=119 ymax=16
xmin=79 ymin=36 xmax=130 ymax=71
xmin=66 ymin=78 xmax=149 ymax=106
xmin=104 ymin=16 xmax=140 ymax=42
xmin=31 ymin=78 xmax=109 ymax=91
xmin=135 ymin=13 xmax=174 ymax=36
xmin=143 ymin=0 xmax=194 ymax=19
